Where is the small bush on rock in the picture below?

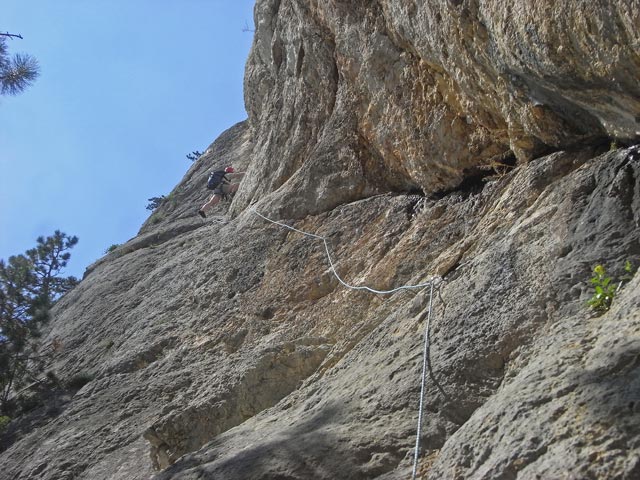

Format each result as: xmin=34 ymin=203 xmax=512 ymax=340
xmin=105 ymin=244 xmax=119 ymax=254
xmin=0 ymin=415 xmax=10 ymax=432
xmin=186 ymin=150 xmax=203 ymax=162
xmin=588 ymin=261 xmax=635 ymax=314
xmin=149 ymin=212 xmax=164 ymax=225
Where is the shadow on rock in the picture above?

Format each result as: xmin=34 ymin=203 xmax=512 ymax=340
xmin=155 ymin=403 xmax=378 ymax=480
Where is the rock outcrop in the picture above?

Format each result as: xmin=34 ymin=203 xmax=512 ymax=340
xmin=1 ymin=1 xmax=639 ymax=479
xmin=236 ymin=0 xmax=640 ymax=217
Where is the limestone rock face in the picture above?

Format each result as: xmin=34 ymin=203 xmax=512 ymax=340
xmin=149 ymin=145 xmax=640 ymax=480
xmin=1 ymin=1 xmax=640 ymax=480
xmin=235 ymin=0 xmax=640 ymax=217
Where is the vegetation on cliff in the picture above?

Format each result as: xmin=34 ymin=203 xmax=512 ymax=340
xmin=0 ymin=231 xmax=78 ymax=417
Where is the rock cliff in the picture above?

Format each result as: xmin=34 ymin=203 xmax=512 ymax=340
xmin=1 ymin=1 xmax=639 ymax=479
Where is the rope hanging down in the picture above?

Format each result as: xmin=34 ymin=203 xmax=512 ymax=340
xmin=251 ymin=208 xmax=438 ymax=294
xmin=412 ymin=281 xmax=435 ymax=480
xmin=250 ymin=207 xmax=443 ymax=479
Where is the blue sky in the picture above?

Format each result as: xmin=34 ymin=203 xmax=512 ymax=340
xmin=1 ymin=1 xmax=255 ymax=279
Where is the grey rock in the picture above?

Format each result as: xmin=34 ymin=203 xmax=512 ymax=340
xmin=152 ymin=147 xmax=640 ymax=480
xmin=235 ymin=0 xmax=640 ymax=218
xmin=2 ymin=1 xmax=640 ymax=480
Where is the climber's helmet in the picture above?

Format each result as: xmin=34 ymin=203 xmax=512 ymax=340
xmin=225 ymin=166 xmax=235 ymax=173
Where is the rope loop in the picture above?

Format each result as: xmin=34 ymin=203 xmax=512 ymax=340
xmin=250 ymin=208 xmax=443 ymax=479
xmin=251 ymin=208 xmax=439 ymax=294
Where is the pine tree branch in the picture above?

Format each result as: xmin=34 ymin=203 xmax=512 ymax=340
xmin=0 ymin=32 xmax=23 ymax=40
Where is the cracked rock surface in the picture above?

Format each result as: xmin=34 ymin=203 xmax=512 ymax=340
xmin=1 ymin=1 xmax=640 ymax=479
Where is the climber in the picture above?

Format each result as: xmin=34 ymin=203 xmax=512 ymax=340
xmin=197 ymin=166 xmax=245 ymax=218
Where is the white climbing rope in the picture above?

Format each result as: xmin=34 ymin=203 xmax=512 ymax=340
xmin=251 ymin=208 xmax=437 ymax=294
xmin=250 ymin=207 xmax=443 ymax=479
xmin=412 ymin=281 xmax=435 ymax=480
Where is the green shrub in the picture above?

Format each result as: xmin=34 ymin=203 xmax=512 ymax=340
xmin=149 ymin=212 xmax=164 ymax=225
xmin=588 ymin=261 xmax=635 ymax=314
xmin=105 ymin=244 xmax=120 ymax=254
xmin=167 ymin=191 xmax=181 ymax=210
xmin=0 ymin=415 xmax=10 ymax=432
xmin=146 ymin=196 xmax=165 ymax=211
xmin=186 ymin=150 xmax=203 ymax=162
xmin=587 ymin=264 xmax=616 ymax=313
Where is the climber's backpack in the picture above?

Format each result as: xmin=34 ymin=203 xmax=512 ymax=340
xmin=207 ymin=170 xmax=227 ymax=190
